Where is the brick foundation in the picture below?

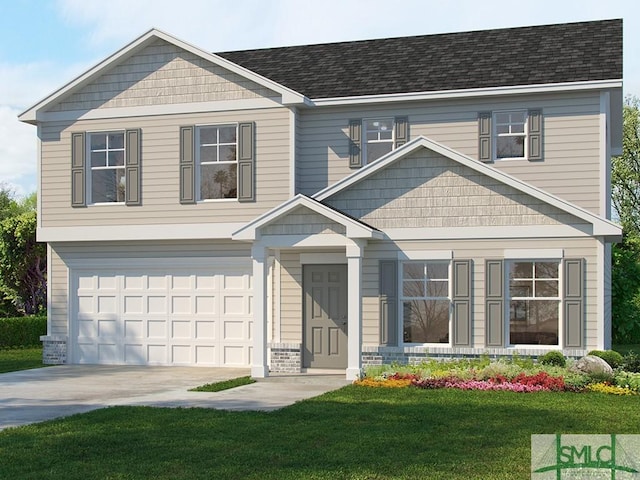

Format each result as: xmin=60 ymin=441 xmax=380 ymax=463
xmin=40 ymin=335 xmax=67 ymax=364
xmin=269 ymin=343 xmax=302 ymax=373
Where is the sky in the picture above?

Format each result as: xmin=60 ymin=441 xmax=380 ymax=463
xmin=1 ymin=0 xmax=638 ymax=198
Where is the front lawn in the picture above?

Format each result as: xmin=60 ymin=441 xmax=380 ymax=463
xmin=0 ymin=347 xmax=44 ymax=374
xmin=0 ymin=386 xmax=638 ymax=479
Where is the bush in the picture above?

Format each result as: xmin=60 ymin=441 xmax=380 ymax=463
xmin=587 ymin=350 xmax=624 ymax=369
xmin=621 ymin=351 xmax=640 ymax=373
xmin=0 ymin=315 xmax=46 ymax=348
xmin=539 ymin=350 xmax=566 ymax=367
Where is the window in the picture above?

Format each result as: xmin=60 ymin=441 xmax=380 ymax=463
xmin=89 ymin=132 xmax=125 ymax=203
xmin=363 ymin=118 xmax=394 ymax=164
xmin=401 ymin=261 xmax=450 ymax=344
xmin=494 ymin=111 xmax=527 ymax=159
xmin=508 ymin=261 xmax=559 ymax=345
xmin=196 ymin=125 xmax=237 ymax=200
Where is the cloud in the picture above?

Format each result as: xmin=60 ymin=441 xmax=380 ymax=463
xmin=0 ymin=106 xmax=37 ymax=197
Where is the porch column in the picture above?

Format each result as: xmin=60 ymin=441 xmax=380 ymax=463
xmin=252 ymin=245 xmax=269 ymax=378
xmin=346 ymin=240 xmax=366 ymax=381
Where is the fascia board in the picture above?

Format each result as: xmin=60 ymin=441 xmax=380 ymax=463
xmin=307 ymin=80 xmax=623 ymax=107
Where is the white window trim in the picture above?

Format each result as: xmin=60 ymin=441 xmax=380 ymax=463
xmin=505 ymin=259 xmax=563 ymax=348
xmin=195 ymin=123 xmax=239 ymax=202
xmin=86 ymin=130 xmax=126 ymax=206
xmin=362 ymin=117 xmax=395 ymax=165
xmin=399 ymin=259 xmax=453 ymax=347
xmin=493 ymin=109 xmax=528 ymax=161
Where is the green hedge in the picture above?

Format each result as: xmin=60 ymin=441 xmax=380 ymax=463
xmin=0 ymin=315 xmax=46 ymax=348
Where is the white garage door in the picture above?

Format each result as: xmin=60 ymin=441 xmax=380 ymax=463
xmin=72 ymin=264 xmax=253 ymax=366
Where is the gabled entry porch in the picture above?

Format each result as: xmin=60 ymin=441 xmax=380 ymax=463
xmin=233 ymin=195 xmax=383 ymax=380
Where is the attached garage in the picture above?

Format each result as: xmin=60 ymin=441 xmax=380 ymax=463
xmin=70 ymin=260 xmax=253 ymax=367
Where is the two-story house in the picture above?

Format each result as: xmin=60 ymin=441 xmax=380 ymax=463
xmin=19 ymin=19 xmax=622 ymax=380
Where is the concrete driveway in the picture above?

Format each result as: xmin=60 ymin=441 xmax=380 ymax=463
xmin=0 ymin=365 xmax=349 ymax=431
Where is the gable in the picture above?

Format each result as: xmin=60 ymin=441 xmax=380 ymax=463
xmin=47 ymin=39 xmax=280 ymax=113
xmin=323 ymin=149 xmax=590 ymax=230
xmin=260 ymin=206 xmax=346 ymax=236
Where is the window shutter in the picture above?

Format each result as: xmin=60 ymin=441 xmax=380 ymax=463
xmin=237 ymin=122 xmax=255 ymax=202
xmin=379 ymin=260 xmax=398 ymax=346
xmin=348 ymin=119 xmax=362 ymax=169
xmin=452 ymin=259 xmax=472 ymax=346
xmin=478 ymin=112 xmax=492 ymax=163
xmin=563 ymin=258 xmax=584 ymax=348
xmin=71 ymin=132 xmax=86 ymax=208
xmin=528 ymin=109 xmax=543 ymax=161
xmin=179 ymin=126 xmax=196 ymax=204
xmin=394 ymin=117 xmax=408 ymax=149
xmin=125 ymin=129 xmax=142 ymax=206
xmin=485 ymin=259 xmax=504 ymax=346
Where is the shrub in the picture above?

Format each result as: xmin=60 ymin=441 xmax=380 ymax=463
xmin=614 ymin=371 xmax=640 ymax=391
xmin=477 ymin=361 xmax=523 ymax=381
xmin=0 ymin=315 xmax=46 ymax=348
xmin=539 ymin=350 xmax=566 ymax=367
xmin=587 ymin=350 xmax=624 ymax=369
xmin=621 ymin=351 xmax=640 ymax=373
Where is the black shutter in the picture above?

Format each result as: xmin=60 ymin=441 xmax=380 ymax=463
xmin=237 ymin=122 xmax=255 ymax=202
xmin=379 ymin=260 xmax=398 ymax=346
xmin=71 ymin=132 xmax=86 ymax=207
xmin=348 ymin=119 xmax=362 ymax=168
xmin=179 ymin=126 xmax=195 ymax=204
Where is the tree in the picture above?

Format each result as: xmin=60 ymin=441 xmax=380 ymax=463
xmin=0 ymin=187 xmax=45 ymax=316
xmin=612 ymin=96 xmax=640 ymax=343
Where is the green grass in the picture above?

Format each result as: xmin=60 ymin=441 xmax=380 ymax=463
xmin=189 ymin=375 xmax=256 ymax=392
xmin=0 ymin=386 xmax=638 ymax=479
xmin=0 ymin=347 xmax=44 ymax=374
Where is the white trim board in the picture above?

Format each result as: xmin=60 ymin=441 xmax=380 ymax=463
xmin=38 ymin=222 xmax=246 ymax=242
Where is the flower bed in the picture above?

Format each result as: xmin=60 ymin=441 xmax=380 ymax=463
xmin=354 ymin=356 xmax=640 ymax=395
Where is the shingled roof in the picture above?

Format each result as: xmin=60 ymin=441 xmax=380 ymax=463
xmin=218 ymin=19 xmax=622 ymax=100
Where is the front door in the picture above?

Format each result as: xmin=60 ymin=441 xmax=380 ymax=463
xmin=303 ymin=264 xmax=348 ymax=369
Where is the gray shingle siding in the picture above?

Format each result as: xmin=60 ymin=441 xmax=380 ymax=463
xmin=218 ymin=19 xmax=622 ymax=99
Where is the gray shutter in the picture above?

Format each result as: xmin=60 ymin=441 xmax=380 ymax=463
xmin=71 ymin=132 xmax=86 ymax=207
xmin=379 ymin=260 xmax=398 ymax=346
xmin=528 ymin=109 xmax=543 ymax=161
xmin=125 ymin=129 xmax=141 ymax=206
xmin=564 ymin=258 xmax=584 ymax=348
xmin=394 ymin=117 xmax=408 ymax=149
xmin=348 ymin=119 xmax=362 ymax=169
xmin=237 ymin=122 xmax=255 ymax=202
xmin=478 ymin=112 xmax=492 ymax=162
xmin=179 ymin=126 xmax=196 ymax=205
xmin=485 ymin=259 xmax=504 ymax=346
xmin=452 ymin=260 xmax=472 ymax=346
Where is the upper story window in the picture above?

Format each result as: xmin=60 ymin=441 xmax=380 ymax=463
xmin=89 ymin=132 xmax=125 ymax=204
xmin=196 ymin=125 xmax=237 ymax=200
xmin=494 ymin=111 xmax=527 ymax=160
xmin=348 ymin=116 xmax=408 ymax=168
xmin=478 ymin=109 xmax=542 ymax=163
xmin=363 ymin=118 xmax=394 ymax=164
xmin=401 ymin=261 xmax=450 ymax=344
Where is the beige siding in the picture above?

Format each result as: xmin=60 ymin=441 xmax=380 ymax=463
xmin=279 ymin=250 xmax=303 ymax=343
xmin=49 ymin=240 xmax=250 ymax=338
xmin=325 ymin=149 xmax=588 ymax=230
xmin=49 ymin=40 xmax=277 ymax=112
xmin=297 ymin=92 xmax=603 ymax=214
xmin=40 ymin=108 xmax=290 ymax=227
xmin=275 ymin=238 xmax=599 ymax=350
xmin=261 ymin=207 xmax=346 ymax=236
